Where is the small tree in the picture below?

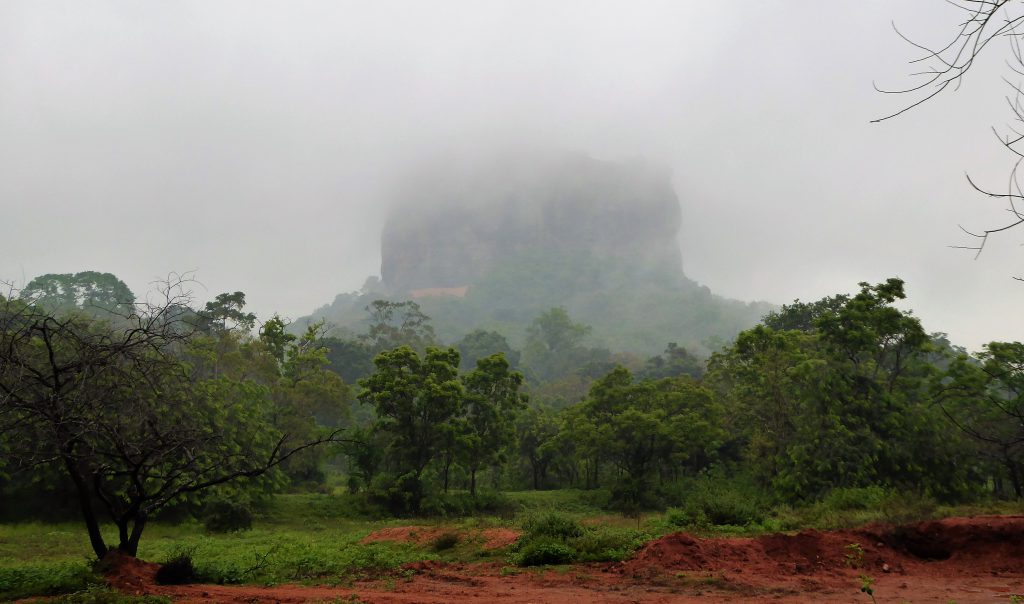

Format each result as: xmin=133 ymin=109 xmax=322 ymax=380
xmin=361 ymin=300 xmax=437 ymax=353
xmin=0 ymin=281 xmax=344 ymax=559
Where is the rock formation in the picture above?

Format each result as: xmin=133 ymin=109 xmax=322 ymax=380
xmin=301 ymin=150 xmax=772 ymax=355
xmin=380 ymin=151 xmax=686 ymax=295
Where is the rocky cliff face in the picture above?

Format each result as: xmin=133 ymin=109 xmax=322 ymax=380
xmin=380 ymin=152 xmax=686 ymax=294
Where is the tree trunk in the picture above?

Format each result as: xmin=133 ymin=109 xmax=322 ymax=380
xmin=470 ymin=468 xmax=477 ymax=497
xmin=1007 ymin=459 xmax=1023 ymax=499
xmin=63 ymin=457 xmax=108 ymax=559
xmin=121 ymin=514 xmax=147 ymax=556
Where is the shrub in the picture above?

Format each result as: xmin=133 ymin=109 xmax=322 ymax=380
xmin=366 ymin=473 xmax=424 ymax=516
xmin=202 ymin=499 xmax=253 ymax=533
xmin=154 ymin=548 xmax=197 ymax=585
xmin=665 ymin=473 xmax=767 ymax=528
xmin=509 ymin=538 xmax=576 ymax=566
xmin=522 ymin=513 xmax=584 ymax=540
xmin=572 ymin=526 xmax=649 ymax=562
xmin=509 ymin=514 xmax=645 ymax=566
xmin=663 ymin=505 xmax=705 ymax=528
xmin=702 ymin=491 xmax=763 ymax=526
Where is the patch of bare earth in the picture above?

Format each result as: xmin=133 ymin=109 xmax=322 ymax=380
xmin=99 ymin=516 xmax=1024 ymax=603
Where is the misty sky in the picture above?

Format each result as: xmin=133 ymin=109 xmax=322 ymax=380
xmin=1 ymin=1 xmax=1020 ymax=351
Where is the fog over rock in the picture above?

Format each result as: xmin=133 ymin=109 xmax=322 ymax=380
xmin=381 ymin=152 xmax=684 ymax=293
xmin=305 ymin=150 xmax=772 ymax=355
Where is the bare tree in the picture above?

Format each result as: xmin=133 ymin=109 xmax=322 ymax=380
xmin=0 ymin=278 xmax=345 ymax=559
xmin=876 ymin=1 xmax=1024 ymax=272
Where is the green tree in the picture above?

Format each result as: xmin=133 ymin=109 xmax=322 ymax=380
xmin=460 ymin=353 xmax=526 ymax=495
xmin=516 ymin=405 xmax=561 ymax=490
xmin=706 ymin=325 xmax=815 ymax=481
xmin=522 ymin=307 xmax=601 ymax=383
xmin=20 ymin=271 xmax=135 ymax=316
xmin=259 ymin=314 xmax=297 ymax=363
xmin=321 ymin=336 xmax=376 ymax=384
xmin=357 ymin=346 xmax=462 ymax=512
xmin=361 ymin=300 xmax=437 ymax=353
xmin=200 ymin=291 xmax=257 ymax=333
xmin=639 ymin=342 xmax=704 ymax=380
xmin=937 ymin=341 xmax=1024 ymax=497
xmin=271 ymin=321 xmax=354 ymax=485
xmin=455 ymin=329 xmax=520 ymax=371
xmin=762 ymin=294 xmax=849 ymax=332
xmin=572 ymin=367 xmax=724 ymax=510
xmin=711 ymin=278 xmax=968 ymax=501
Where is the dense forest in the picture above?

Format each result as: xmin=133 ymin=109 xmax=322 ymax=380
xmin=2 ymin=270 xmax=1021 ymax=562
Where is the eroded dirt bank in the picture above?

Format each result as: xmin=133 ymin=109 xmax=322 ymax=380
xmin=104 ymin=515 xmax=1024 ymax=603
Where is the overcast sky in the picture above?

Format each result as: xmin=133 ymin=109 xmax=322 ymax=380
xmin=1 ymin=1 xmax=1020 ymax=351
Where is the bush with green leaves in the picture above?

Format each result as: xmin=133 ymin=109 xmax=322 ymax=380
xmin=154 ymin=547 xmax=198 ymax=585
xmin=510 ymin=538 xmax=577 ymax=566
xmin=663 ymin=474 xmax=767 ymax=528
xmin=572 ymin=526 xmax=650 ymax=562
xmin=509 ymin=513 xmax=647 ymax=566
xmin=522 ymin=513 xmax=585 ymax=540
xmin=202 ymin=499 xmax=254 ymax=533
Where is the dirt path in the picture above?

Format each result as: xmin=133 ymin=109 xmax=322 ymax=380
xmin=106 ymin=516 xmax=1024 ymax=603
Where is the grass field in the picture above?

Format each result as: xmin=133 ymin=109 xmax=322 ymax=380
xmin=2 ymin=489 xmax=1022 ymax=601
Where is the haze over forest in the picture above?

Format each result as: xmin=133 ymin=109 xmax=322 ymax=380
xmin=2 ymin=1 xmax=1022 ymax=351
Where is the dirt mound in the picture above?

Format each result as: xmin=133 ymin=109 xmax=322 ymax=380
xmin=479 ymin=528 xmax=519 ymax=549
xmin=99 ymin=550 xmax=160 ymax=595
xmin=623 ymin=515 xmax=1024 ymax=583
xmin=882 ymin=515 xmax=1024 ymax=573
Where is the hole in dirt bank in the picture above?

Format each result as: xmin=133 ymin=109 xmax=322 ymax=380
xmin=885 ymin=527 xmax=951 ymax=561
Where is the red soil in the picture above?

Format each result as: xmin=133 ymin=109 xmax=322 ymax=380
xmin=98 ymin=516 xmax=1024 ymax=603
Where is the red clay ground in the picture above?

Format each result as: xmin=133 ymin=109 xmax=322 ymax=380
xmin=102 ymin=515 xmax=1024 ymax=603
